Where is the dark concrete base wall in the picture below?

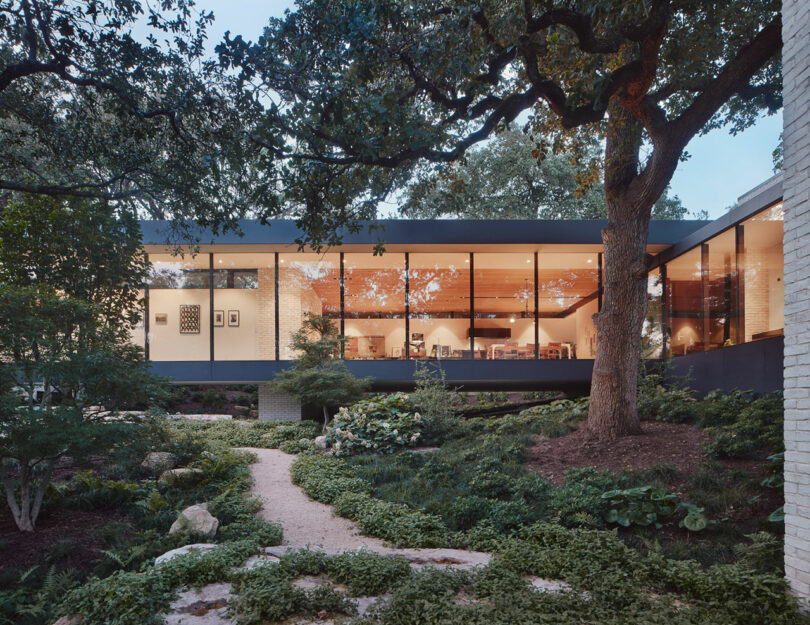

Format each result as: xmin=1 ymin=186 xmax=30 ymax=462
xmin=663 ymin=337 xmax=783 ymax=396
xmin=150 ymin=358 xmax=595 ymax=393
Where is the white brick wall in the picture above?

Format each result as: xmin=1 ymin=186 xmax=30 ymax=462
xmin=258 ymin=384 xmax=301 ymax=421
xmin=783 ymin=0 xmax=810 ymax=605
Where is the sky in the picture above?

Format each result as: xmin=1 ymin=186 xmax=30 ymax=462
xmin=181 ymin=0 xmax=782 ymax=220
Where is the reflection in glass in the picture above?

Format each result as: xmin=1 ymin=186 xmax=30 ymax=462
xmin=666 ymin=248 xmax=703 ymax=355
xmin=706 ymin=229 xmax=738 ymax=350
xmin=644 ymin=268 xmax=664 ymax=358
xmin=742 ymin=203 xmax=784 ymax=342
xmin=538 ymin=253 xmax=598 ymax=359
xmin=213 ymin=254 xmax=276 ymax=361
xmin=473 ymin=254 xmax=535 ymax=359
xmin=409 ymin=253 xmax=470 ymax=359
xmin=278 ymin=254 xmax=340 ymax=359
xmin=344 ymin=254 xmax=406 ymax=359
xmin=146 ymin=253 xmax=211 ymax=361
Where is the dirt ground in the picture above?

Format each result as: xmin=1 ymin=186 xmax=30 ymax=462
xmin=526 ymin=420 xmax=711 ymax=486
xmin=0 ymin=506 xmax=129 ymax=573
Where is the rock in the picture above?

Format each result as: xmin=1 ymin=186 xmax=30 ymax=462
xmin=52 ymin=617 xmax=82 ymax=625
xmin=389 ymin=547 xmax=492 ymax=571
xmin=142 ymin=451 xmax=177 ymax=472
xmin=162 ymin=582 xmax=234 ymax=625
xmin=169 ymin=504 xmax=219 ymax=537
xmin=314 ymin=436 xmax=328 ymax=449
xmin=353 ymin=595 xmax=390 ymax=617
xmin=159 ymin=468 xmax=204 ymax=487
xmin=237 ymin=554 xmax=280 ymax=571
xmin=155 ymin=543 xmax=219 ymax=566
xmin=292 ymin=576 xmax=347 ymax=593
xmin=526 ymin=576 xmax=571 ymax=594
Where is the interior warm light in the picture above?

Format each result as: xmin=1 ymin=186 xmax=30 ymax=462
xmin=509 ymin=316 xmax=516 ymax=323
xmin=465 ymin=258 xmax=470 ymax=262
xmin=587 ymin=258 xmax=593 ymax=263
xmin=280 ymin=259 xmax=285 ymax=263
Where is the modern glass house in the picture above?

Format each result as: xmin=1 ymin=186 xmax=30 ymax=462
xmin=136 ymin=175 xmax=783 ymax=418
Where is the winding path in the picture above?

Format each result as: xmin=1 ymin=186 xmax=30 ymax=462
xmin=246 ymin=447 xmax=388 ymax=550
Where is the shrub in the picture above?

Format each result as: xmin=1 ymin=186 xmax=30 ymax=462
xmin=200 ymin=388 xmax=227 ymax=411
xmin=636 ymin=373 xmax=700 ymax=423
xmin=325 ymin=393 xmax=424 ymax=455
xmin=703 ymin=392 xmax=784 ymax=458
xmin=601 ymin=485 xmax=679 ymax=529
xmin=409 ymin=361 xmax=464 ymax=444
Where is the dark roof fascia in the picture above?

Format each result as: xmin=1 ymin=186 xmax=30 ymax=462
xmin=141 ymin=218 xmax=709 ymax=247
xmin=652 ymin=179 xmax=783 ymax=267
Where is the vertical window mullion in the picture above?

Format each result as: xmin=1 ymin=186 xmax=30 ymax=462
xmin=701 ymin=243 xmax=710 ymax=351
xmin=469 ymin=253 xmax=474 ymax=359
xmin=144 ymin=283 xmax=150 ymax=361
xmin=405 ymin=252 xmax=410 ymax=360
xmin=661 ymin=263 xmax=669 ymax=360
xmin=735 ymin=224 xmax=745 ymax=345
xmin=597 ymin=252 xmax=603 ymax=311
xmin=534 ymin=252 xmax=539 ymax=359
xmin=340 ymin=252 xmax=345 ymax=359
xmin=274 ymin=252 xmax=280 ymax=360
xmin=209 ymin=254 xmax=215 ymax=362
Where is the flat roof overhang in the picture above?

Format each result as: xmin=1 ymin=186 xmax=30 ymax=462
xmin=141 ymin=218 xmax=709 ymax=254
xmin=149 ymin=359 xmax=595 ymax=392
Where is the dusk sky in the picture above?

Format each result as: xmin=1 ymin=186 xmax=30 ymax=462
xmin=183 ymin=0 xmax=782 ymax=220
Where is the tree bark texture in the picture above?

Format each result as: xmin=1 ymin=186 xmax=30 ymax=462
xmin=587 ymin=103 xmax=654 ymax=439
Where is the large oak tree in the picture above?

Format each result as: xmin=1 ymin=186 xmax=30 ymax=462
xmin=0 ymin=0 xmax=274 ymax=231
xmin=220 ymin=0 xmax=781 ymax=439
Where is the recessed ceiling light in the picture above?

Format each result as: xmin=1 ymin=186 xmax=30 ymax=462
xmin=465 ymin=258 xmax=469 ymax=263
xmin=587 ymin=259 xmax=593 ymax=263
xmin=280 ymin=259 xmax=285 ymax=263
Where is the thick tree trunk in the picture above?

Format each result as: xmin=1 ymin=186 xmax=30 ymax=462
xmin=587 ymin=202 xmax=651 ymax=438
xmin=587 ymin=102 xmax=656 ymax=439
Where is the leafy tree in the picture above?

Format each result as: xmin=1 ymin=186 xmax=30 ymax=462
xmin=220 ymin=1 xmax=781 ymax=438
xmin=0 ymin=1 xmax=270 ymax=231
xmin=402 ymin=126 xmax=691 ymax=220
xmin=271 ymin=314 xmax=370 ymax=429
xmin=0 ymin=197 xmax=166 ymax=531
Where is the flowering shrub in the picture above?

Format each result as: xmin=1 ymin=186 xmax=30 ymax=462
xmin=325 ymin=393 xmax=423 ymax=456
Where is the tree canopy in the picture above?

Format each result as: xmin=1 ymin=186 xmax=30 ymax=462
xmin=0 ymin=0 xmax=271 ymax=230
xmin=401 ymin=126 xmax=693 ymax=220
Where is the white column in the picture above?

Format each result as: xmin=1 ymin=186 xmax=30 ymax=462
xmin=783 ymin=0 xmax=810 ymax=605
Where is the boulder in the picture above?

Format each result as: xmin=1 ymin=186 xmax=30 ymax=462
xmin=158 ymin=468 xmax=204 ymax=487
xmin=155 ymin=543 xmax=219 ymax=566
xmin=314 ymin=436 xmax=328 ymax=449
xmin=162 ymin=582 xmax=234 ymax=625
xmin=169 ymin=504 xmax=219 ymax=537
xmin=141 ymin=451 xmax=177 ymax=472
xmin=51 ymin=617 xmax=82 ymax=625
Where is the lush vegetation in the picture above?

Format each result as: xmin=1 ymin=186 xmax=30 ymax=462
xmin=0 ymin=418 xmax=284 ymax=625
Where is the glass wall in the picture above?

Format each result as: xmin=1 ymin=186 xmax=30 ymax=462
xmin=666 ymin=247 xmax=703 ymax=355
xmin=663 ymin=202 xmax=784 ymax=357
xmin=213 ymin=253 xmax=276 ymax=360
xmin=706 ymin=229 xmax=739 ymax=349
xmin=147 ymin=253 xmax=211 ymax=361
xmin=742 ymin=204 xmax=784 ymax=341
xmin=278 ymin=253 xmax=340 ymax=359
xmin=409 ymin=253 xmax=470 ymax=359
xmin=538 ymin=253 xmax=598 ymax=359
xmin=473 ymin=254 xmax=535 ymax=359
xmin=644 ymin=268 xmax=664 ymax=358
xmin=344 ymin=253 xmax=406 ymax=359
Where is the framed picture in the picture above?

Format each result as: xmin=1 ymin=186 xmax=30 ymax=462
xmin=154 ymin=313 xmax=168 ymax=325
xmin=228 ymin=309 xmax=240 ymax=327
xmin=179 ymin=305 xmax=201 ymax=334
xmin=213 ymin=310 xmax=225 ymax=327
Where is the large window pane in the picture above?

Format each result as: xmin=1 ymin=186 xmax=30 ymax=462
xmin=538 ymin=252 xmax=598 ymax=359
xmin=147 ymin=253 xmax=210 ymax=361
xmin=742 ymin=203 xmax=784 ymax=341
xmin=666 ymin=248 xmax=703 ymax=355
xmin=344 ymin=253 xmax=406 ymax=360
xmin=473 ymin=254 xmax=535 ymax=359
xmin=278 ymin=253 xmax=340 ymax=359
xmin=706 ymin=229 xmax=739 ymax=350
xmin=213 ymin=253 xmax=275 ymax=360
xmin=644 ymin=268 xmax=664 ymax=358
xmin=409 ymin=253 xmax=470 ymax=359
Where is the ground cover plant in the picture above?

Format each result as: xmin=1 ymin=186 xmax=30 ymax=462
xmin=0 ymin=417 xmax=284 ymax=625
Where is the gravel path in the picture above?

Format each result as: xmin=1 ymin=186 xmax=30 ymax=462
xmin=246 ymin=447 xmax=388 ymax=550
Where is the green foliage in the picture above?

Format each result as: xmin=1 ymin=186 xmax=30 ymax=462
xmin=409 ymin=361 xmax=464 ymax=445
xmin=200 ymin=389 xmax=227 ymax=412
xmin=602 ymin=485 xmax=679 ymax=529
xmin=636 ymin=374 xmax=700 ymax=423
xmin=703 ymin=393 xmax=784 ymax=458
xmin=168 ymin=419 xmax=320 ymax=449
xmin=271 ymin=314 xmax=370 ymax=428
xmin=326 ymin=393 xmax=424 ymax=455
